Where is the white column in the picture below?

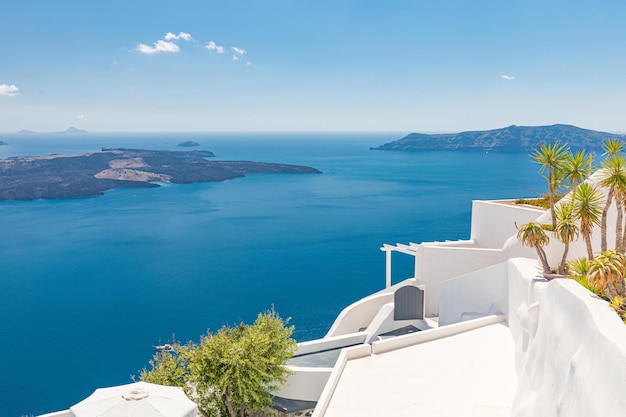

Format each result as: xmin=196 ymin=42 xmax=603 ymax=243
xmin=385 ymin=249 xmax=392 ymax=288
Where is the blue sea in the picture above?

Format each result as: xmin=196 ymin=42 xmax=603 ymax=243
xmin=0 ymin=132 xmax=545 ymax=417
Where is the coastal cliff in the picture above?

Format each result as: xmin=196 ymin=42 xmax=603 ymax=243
xmin=372 ymin=124 xmax=624 ymax=152
xmin=0 ymin=148 xmax=321 ymax=201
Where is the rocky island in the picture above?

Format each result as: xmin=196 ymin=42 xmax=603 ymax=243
xmin=178 ymin=140 xmax=200 ymax=147
xmin=372 ymin=124 xmax=624 ymax=152
xmin=0 ymin=148 xmax=321 ymax=201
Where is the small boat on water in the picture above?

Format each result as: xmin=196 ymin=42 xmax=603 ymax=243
xmin=153 ymin=343 xmax=173 ymax=352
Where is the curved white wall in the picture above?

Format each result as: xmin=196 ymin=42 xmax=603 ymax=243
xmin=507 ymin=258 xmax=626 ymax=417
xmin=325 ymin=292 xmax=394 ymax=337
xmin=437 ymin=257 xmax=626 ymax=417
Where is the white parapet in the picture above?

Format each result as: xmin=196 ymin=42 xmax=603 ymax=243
xmin=507 ymin=258 xmax=626 ymax=417
xmin=438 ymin=261 xmax=510 ymax=326
xmin=371 ymin=314 xmax=505 ymax=355
xmin=311 ymin=344 xmax=373 ymax=417
xmin=470 ymin=200 xmax=545 ymax=249
xmin=277 ymin=365 xmax=335 ymax=402
xmin=325 ymin=292 xmax=394 ymax=337
xmin=37 ymin=411 xmax=71 ymax=417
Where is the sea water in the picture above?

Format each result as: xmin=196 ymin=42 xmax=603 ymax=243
xmin=0 ymin=132 xmax=545 ymax=417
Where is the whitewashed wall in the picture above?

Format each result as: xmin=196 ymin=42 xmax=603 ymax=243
xmin=277 ymin=366 xmax=335 ymax=402
xmin=419 ymin=245 xmax=505 ymax=316
xmin=507 ymin=258 xmax=626 ymax=417
xmin=295 ymin=333 xmax=367 ymax=356
xmin=438 ymin=261 xmax=509 ymax=326
xmin=438 ymin=256 xmax=626 ymax=417
xmin=470 ymin=200 xmax=545 ymax=249
xmin=412 ymin=199 xmax=541 ymax=315
xmin=37 ymin=411 xmax=71 ymax=417
xmin=325 ymin=293 xmax=394 ymax=337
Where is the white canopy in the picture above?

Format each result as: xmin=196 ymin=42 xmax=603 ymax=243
xmin=70 ymin=381 xmax=197 ymax=417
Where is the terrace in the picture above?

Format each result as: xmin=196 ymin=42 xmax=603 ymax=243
xmin=274 ymin=188 xmax=626 ymax=417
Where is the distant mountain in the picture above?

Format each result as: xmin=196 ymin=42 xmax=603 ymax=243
xmin=16 ymin=127 xmax=88 ymax=135
xmin=372 ymin=124 xmax=625 ymax=152
xmin=56 ymin=126 xmax=88 ymax=135
xmin=0 ymin=140 xmax=7 ymax=146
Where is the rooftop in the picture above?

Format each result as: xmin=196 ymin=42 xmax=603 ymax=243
xmin=322 ymin=323 xmax=517 ymax=417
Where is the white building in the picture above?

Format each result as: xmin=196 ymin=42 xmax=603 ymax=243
xmin=275 ymin=172 xmax=626 ymax=417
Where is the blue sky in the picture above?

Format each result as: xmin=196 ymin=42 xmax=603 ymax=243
xmin=1 ymin=0 xmax=625 ymax=133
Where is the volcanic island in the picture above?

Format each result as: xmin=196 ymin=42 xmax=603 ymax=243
xmin=0 ymin=148 xmax=321 ymax=201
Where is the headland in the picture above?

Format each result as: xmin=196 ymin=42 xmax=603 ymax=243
xmin=0 ymin=148 xmax=321 ymax=201
xmin=372 ymin=124 xmax=624 ymax=152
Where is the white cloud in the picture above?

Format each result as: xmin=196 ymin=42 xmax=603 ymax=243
xmin=135 ymin=34 xmax=249 ymax=65
xmin=246 ymin=61 xmax=252 ymax=66
xmin=136 ymin=32 xmax=192 ymax=54
xmin=205 ymin=41 xmax=224 ymax=53
xmin=136 ymin=40 xmax=181 ymax=54
xmin=501 ymin=75 xmax=515 ymax=81
xmin=165 ymin=32 xmax=192 ymax=41
xmin=77 ymin=114 xmax=87 ymax=120
xmin=0 ymin=84 xmax=19 ymax=96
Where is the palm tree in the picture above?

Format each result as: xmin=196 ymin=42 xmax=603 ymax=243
xmin=516 ymin=221 xmax=551 ymax=273
xmin=602 ymin=138 xmax=625 ymax=159
xmin=532 ymin=142 xmax=569 ymax=228
xmin=572 ymin=182 xmax=604 ymax=260
xmin=600 ymin=138 xmax=625 ymax=251
xmin=598 ymin=155 xmax=626 ymax=252
xmin=553 ymin=204 xmax=579 ymax=275
xmin=563 ymin=149 xmax=591 ymax=192
xmin=588 ymin=250 xmax=626 ymax=299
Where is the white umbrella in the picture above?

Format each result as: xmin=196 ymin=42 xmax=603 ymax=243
xmin=70 ymin=381 xmax=198 ymax=417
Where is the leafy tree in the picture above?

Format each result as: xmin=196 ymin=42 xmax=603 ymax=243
xmin=140 ymin=343 xmax=191 ymax=388
xmin=140 ymin=309 xmax=297 ymax=417
xmin=532 ymin=142 xmax=569 ymax=228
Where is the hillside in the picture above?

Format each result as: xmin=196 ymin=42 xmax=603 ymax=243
xmin=372 ymin=124 xmax=624 ymax=152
